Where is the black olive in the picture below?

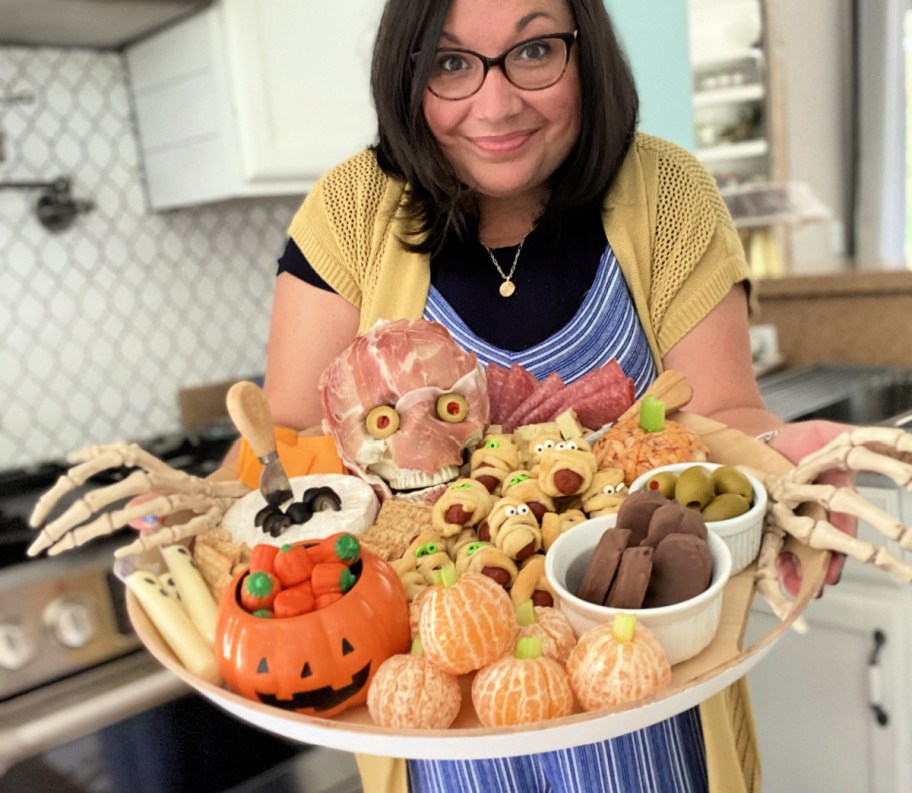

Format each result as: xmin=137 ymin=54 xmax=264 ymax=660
xmin=254 ymin=504 xmax=281 ymax=527
xmin=285 ymin=502 xmax=314 ymax=525
xmin=301 ymin=486 xmax=342 ymax=513
xmin=265 ymin=488 xmax=293 ymax=508
xmin=263 ymin=511 xmax=292 ymax=538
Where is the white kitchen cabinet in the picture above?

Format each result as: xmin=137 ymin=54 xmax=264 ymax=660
xmin=747 ymin=584 xmax=912 ymax=792
xmin=126 ymin=0 xmax=383 ymax=209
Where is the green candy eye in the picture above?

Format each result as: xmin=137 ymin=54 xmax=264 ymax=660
xmin=417 ymin=541 xmax=439 ymax=558
xmin=465 ymin=542 xmax=486 ymax=556
xmin=484 ymin=439 xmax=501 ymax=448
xmin=451 ymin=482 xmax=472 ymax=490
xmin=506 ymin=472 xmax=530 ymax=488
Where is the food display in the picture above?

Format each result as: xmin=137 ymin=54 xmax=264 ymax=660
xmin=26 ymin=319 xmax=912 ymax=757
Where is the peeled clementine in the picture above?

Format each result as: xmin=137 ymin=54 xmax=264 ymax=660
xmin=419 ymin=565 xmax=516 ymax=675
xmin=367 ymin=639 xmax=462 ymax=729
xmin=472 ymin=636 xmax=575 ymax=727
xmin=515 ymin=600 xmax=577 ymax=665
xmin=566 ymin=613 xmax=671 ymax=711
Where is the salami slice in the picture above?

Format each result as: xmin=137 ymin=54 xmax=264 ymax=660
xmin=485 ymin=363 xmax=512 ymax=425
xmin=503 ymin=371 xmax=564 ymax=432
xmin=537 ymin=360 xmax=635 ymax=429
xmin=489 ymin=364 xmax=539 ymax=428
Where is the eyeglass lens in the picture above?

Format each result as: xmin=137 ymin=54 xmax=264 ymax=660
xmin=428 ymin=35 xmax=572 ymax=100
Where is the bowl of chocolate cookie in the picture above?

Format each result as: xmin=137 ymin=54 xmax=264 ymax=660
xmin=544 ymin=501 xmax=732 ymax=665
xmin=629 ymin=462 xmax=766 ymax=575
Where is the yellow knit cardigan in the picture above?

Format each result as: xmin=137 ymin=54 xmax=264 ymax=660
xmin=288 ymin=132 xmax=759 ymax=793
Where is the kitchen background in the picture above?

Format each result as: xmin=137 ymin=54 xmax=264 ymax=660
xmin=0 ymin=46 xmax=295 ymax=470
xmin=1 ymin=1 xmax=911 ymax=792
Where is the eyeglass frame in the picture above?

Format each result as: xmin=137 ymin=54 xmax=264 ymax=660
xmin=419 ymin=29 xmax=579 ymax=101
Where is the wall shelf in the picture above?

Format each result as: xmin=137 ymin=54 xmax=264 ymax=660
xmin=693 ymin=83 xmax=765 ymax=107
xmin=696 ymin=138 xmax=769 ymax=163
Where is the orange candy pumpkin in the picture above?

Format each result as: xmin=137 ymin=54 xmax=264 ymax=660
xmin=419 ymin=565 xmax=516 ymax=675
xmin=367 ymin=638 xmax=462 ymax=729
xmin=215 ymin=543 xmax=410 ymax=718
xmin=472 ymin=636 xmax=575 ymax=727
xmin=566 ymin=613 xmax=671 ymax=711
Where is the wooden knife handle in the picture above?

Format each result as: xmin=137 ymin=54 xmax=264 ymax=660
xmin=617 ymin=370 xmax=693 ymax=424
xmin=225 ymin=381 xmax=277 ymax=459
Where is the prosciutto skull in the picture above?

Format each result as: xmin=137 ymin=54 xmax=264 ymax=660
xmin=320 ymin=319 xmax=490 ymax=500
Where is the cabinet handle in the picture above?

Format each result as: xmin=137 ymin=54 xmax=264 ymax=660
xmin=867 ymin=629 xmax=889 ymax=727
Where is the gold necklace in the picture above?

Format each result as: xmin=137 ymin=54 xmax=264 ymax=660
xmin=483 ymin=235 xmax=528 ymax=298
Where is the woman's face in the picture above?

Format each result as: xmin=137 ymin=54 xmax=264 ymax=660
xmin=422 ymin=0 xmax=582 ymax=205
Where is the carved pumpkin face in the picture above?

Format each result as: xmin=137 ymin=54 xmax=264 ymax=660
xmin=215 ymin=545 xmax=410 ymax=718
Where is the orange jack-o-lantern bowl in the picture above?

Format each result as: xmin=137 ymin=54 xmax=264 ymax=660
xmin=215 ymin=543 xmax=410 ymax=718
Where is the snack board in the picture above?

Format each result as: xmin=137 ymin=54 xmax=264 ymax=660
xmin=126 ymin=413 xmax=829 ymax=759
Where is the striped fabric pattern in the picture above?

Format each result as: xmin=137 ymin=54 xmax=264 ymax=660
xmin=407 ymin=708 xmax=708 ymax=792
xmin=414 ymin=241 xmax=707 ymax=792
xmin=423 ymin=244 xmax=658 ymax=397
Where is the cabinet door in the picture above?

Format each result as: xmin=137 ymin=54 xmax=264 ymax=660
xmin=222 ymin=0 xmax=384 ymax=182
xmin=746 ymin=586 xmax=912 ymax=792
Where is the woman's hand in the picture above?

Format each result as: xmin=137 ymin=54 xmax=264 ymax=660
xmin=767 ymin=419 xmax=857 ymax=596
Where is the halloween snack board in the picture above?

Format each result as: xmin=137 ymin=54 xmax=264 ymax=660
xmin=126 ymin=413 xmax=829 ymax=760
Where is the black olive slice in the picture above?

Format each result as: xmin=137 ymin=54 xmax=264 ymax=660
xmin=254 ymin=504 xmax=281 ymax=527
xmin=285 ymin=501 xmax=314 ymax=525
xmin=301 ymin=486 xmax=342 ymax=512
xmin=265 ymin=488 xmax=293 ymax=508
xmin=263 ymin=511 xmax=292 ymax=538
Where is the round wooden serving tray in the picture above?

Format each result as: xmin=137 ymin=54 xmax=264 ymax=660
xmin=127 ymin=414 xmax=828 ymax=759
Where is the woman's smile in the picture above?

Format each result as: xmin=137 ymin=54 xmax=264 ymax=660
xmin=470 ymin=130 xmax=537 ymax=155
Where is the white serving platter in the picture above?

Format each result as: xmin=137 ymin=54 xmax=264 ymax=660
xmin=127 ymin=413 xmax=828 ymax=759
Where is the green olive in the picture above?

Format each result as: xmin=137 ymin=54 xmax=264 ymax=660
xmin=436 ymin=393 xmax=469 ymax=423
xmin=702 ymin=492 xmax=751 ymax=521
xmin=365 ymin=405 xmax=400 ymax=439
xmin=710 ymin=466 xmax=753 ymax=501
xmin=674 ymin=466 xmax=713 ymax=510
xmin=643 ymin=470 xmax=677 ymax=499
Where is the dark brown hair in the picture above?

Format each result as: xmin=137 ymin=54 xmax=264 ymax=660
xmin=370 ymin=0 xmax=639 ymax=254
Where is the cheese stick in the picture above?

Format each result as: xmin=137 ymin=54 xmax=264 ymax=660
xmin=161 ymin=544 xmax=220 ymax=645
xmin=126 ymin=570 xmax=221 ymax=684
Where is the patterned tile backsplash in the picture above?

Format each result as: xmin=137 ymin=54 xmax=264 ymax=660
xmin=0 ymin=46 xmax=301 ymax=470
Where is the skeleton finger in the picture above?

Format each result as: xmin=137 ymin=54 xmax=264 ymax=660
xmin=770 ymin=503 xmax=876 ymax=563
xmin=113 ymin=506 xmax=227 ymax=558
xmin=770 ymin=481 xmax=906 ymax=543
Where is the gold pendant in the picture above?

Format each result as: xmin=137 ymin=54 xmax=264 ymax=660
xmin=499 ymin=279 xmax=516 ymax=297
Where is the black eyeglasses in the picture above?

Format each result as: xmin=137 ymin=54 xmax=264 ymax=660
xmin=424 ymin=30 xmax=578 ymax=101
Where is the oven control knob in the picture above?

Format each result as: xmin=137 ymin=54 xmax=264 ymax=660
xmin=0 ymin=622 xmax=36 ymax=670
xmin=44 ymin=597 xmax=97 ymax=649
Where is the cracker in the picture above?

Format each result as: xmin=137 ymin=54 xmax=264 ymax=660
xmin=360 ymin=499 xmax=433 ymax=561
xmin=192 ymin=530 xmax=249 ymax=600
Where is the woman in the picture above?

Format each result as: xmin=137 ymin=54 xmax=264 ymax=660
xmin=264 ymin=0 xmax=850 ymax=790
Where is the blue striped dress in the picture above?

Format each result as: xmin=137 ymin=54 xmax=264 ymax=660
xmin=414 ymin=242 xmax=707 ymax=793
